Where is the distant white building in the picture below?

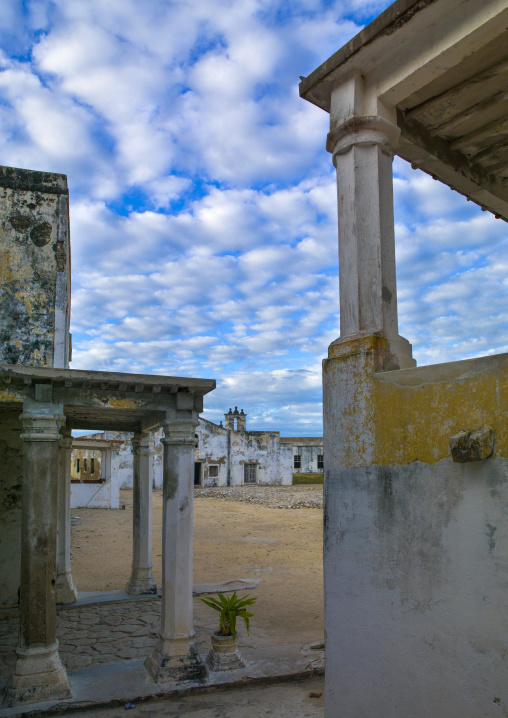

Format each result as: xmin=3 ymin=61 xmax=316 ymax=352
xmin=280 ymin=437 xmax=324 ymax=474
xmin=71 ymin=407 xmax=294 ymax=506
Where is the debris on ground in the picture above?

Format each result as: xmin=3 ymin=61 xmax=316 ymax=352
xmin=194 ymin=485 xmax=322 ymax=510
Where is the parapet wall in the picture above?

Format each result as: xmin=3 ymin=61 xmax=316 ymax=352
xmin=374 ymin=352 xmax=507 ymax=465
xmin=323 ymin=338 xmax=508 ymax=716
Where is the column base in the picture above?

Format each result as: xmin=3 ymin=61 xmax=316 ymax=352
xmin=328 ymin=331 xmax=416 ymax=371
xmin=2 ymin=643 xmax=71 ymax=707
xmin=145 ymin=633 xmax=207 ymax=683
xmin=56 ymin=571 xmax=78 ymax=605
xmin=126 ymin=567 xmax=157 ymax=596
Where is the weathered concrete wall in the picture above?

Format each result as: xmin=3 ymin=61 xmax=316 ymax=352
xmin=325 ymin=458 xmax=508 ymax=717
xmin=196 ymin=420 xmax=228 ymax=486
xmin=324 ymin=338 xmax=507 ymax=470
xmin=374 ymin=353 xmax=507 ymax=464
xmin=0 ymin=166 xmax=71 ymax=369
xmin=229 ymin=430 xmax=292 ymax=485
xmin=0 ymin=413 xmax=23 ymax=608
xmin=70 ymin=481 xmax=114 ymax=510
xmin=323 ymin=339 xmax=508 ymax=716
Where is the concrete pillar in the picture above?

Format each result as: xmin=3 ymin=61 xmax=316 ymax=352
xmin=3 ymin=400 xmax=71 ymax=707
xmin=326 ymin=75 xmax=415 ymax=370
xmin=126 ymin=433 xmax=157 ymax=595
xmin=56 ymin=428 xmax=78 ymax=604
xmin=145 ymin=418 xmax=205 ymax=682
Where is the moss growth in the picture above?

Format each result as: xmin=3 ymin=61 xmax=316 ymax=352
xmin=292 ymin=473 xmax=323 ymax=485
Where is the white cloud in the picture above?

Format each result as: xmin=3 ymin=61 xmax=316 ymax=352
xmin=1 ymin=0 xmax=507 ymax=437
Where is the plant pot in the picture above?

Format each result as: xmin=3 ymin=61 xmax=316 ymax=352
xmin=205 ymin=631 xmax=246 ymax=671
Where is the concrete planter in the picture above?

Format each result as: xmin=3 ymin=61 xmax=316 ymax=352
xmin=205 ymin=631 xmax=246 ymax=671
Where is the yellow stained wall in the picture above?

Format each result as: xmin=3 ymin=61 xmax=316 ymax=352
xmin=373 ymin=353 xmax=508 ymax=465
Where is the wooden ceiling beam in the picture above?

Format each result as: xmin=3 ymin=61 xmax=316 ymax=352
xmin=449 ymin=114 xmax=508 ymax=151
xmin=405 ymin=56 xmax=508 ymax=121
xmin=429 ymin=88 xmax=508 ymax=136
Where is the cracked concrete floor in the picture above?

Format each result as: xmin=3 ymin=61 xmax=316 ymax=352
xmin=60 ymin=675 xmax=325 ymax=717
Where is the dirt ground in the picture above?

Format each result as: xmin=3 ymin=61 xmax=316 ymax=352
xmin=70 ymin=486 xmax=324 ymax=649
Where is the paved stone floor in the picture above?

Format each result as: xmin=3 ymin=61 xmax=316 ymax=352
xmin=0 ymin=596 xmax=217 ymax=682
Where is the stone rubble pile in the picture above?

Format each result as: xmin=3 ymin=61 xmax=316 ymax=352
xmin=194 ymin=485 xmax=323 ymax=510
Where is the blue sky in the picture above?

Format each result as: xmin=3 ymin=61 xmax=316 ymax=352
xmin=1 ymin=0 xmax=507 ymax=436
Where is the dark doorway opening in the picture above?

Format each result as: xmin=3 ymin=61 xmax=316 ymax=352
xmin=194 ymin=462 xmax=202 ymax=486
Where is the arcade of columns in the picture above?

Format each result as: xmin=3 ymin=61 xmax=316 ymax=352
xmin=2 ymin=375 xmax=212 ymax=707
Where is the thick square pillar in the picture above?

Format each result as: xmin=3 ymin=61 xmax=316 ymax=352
xmin=3 ymin=399 xmax=71 ymax=707
xmin=126 ymin=433 xmax=157 ymax=595
xmin=56 ymin=428 xmax=78 ymax=604
xmin=145 ymin=418 xmax=205 ymax=682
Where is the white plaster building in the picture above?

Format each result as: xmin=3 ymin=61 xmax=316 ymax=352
xmin=81 ymin=407 xmax=293 ymax=503
xmin=280 ymin=437 xmax=323 ymax=474
xmin=70 ymin=439 xmax=123 ymax=509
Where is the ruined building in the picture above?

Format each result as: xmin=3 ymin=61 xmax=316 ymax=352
xmin=0 ymin=165 xmax=215 ymax=706
xmin=72 ymin=406 xmax=293 ymax=508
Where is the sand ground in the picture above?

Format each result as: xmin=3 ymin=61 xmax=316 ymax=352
xmin=70 ymin=486 xmax=324 ymax=649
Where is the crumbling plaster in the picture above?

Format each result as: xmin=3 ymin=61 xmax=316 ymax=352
xmin=0 ymin=167 xmax=70 ymax=369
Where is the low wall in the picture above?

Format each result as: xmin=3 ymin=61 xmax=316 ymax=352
xmin=323 ymin=344 xmax=508 ymax=716
xmin=70 ymin=481 xmax=119 ymax=509
xmin=374 ymin=352 xmax=507 ymax=464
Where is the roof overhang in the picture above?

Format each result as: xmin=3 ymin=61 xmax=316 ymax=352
xmin=300 ymin=0 xmax=508 ymax=220
xmin=0 ymin=365 xmax=216 ymax=433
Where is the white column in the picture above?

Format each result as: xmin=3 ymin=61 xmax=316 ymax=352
xmin=145 ymin=418 xmax=205 ymax=682
xmin=126 ymin=433 xmax=156 ymax=595
xmin=56 ymin=428 xmax=78 ymax=604
xmin=327 ymin=77 xmax=415 ymax=370
xmin=3 ymin=401 xmax=71 ymax=707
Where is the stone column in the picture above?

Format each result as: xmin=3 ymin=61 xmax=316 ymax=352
xmin=56 ymin=428 xmax=78 ymax=604
xmin=145 ymin=419 xmax=205 ymax=682
xmin=126 ymin=433 xmax=157 ymax=595
xmin=3 ymin=400 xmax=71 ymax=707
xmin=326 ymin=76 xmax=415 ymax=371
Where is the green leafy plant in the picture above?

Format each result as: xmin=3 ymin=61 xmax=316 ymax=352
xmin=199 ymin=591 xmax=256 ymax=638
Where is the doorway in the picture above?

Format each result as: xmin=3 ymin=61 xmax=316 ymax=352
xmin=194 ymin=462 xmax=202 ymax=486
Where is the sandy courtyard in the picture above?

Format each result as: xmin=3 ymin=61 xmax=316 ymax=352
xmin=70 ymin=486 xmax=324 ymax=649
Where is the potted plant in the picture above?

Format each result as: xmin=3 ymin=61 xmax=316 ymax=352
xmin=199 ymin=591 xmax=256 ymax=671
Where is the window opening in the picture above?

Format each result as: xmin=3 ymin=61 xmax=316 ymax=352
xmin=209 ymin=465 xmax=219 ymax=478
xmin=294 ymin=455 xmax=301 ymax=469
xmin=244 ymin=463 xmax=257 ymax=484
xmin=317 ymin=454 xmax=324 ymax=470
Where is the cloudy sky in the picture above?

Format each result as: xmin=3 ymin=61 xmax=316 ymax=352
xmin=1 ymin=0 xmax=507 ymax=436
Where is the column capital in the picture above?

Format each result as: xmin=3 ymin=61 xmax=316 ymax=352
xmin=20 ymin=410 xmax=65 ymax=442
xmin=59 ymin=430 xmax=73 ymax=452
xmin=131 ymin=433 xmax=155 ymax=455
xmin=160 ymin=419 xmax=198 ymax=446
xmin=326 ymin=115 xmax=401 ymax=163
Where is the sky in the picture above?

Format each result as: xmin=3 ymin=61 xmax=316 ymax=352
xmin=1 ymin=0 xmax=507 ymax=436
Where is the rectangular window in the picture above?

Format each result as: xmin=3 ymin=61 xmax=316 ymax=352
xmin=244 ymin=463 xmax=257 ymax=484
xmin=209 ymin=465 xmax=219 ymax=478
xmin=76 ymin=458 xmax=80 ymax=472
xmin=294 ymin=455 xmax=301 ymax=469
xmin=90 ymin=458 xmax=95 ymax=474
xmin=83 ymin=458 xmax=87 ymax=472
xmin=317 ymin=454 xmax=324 ymax=470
